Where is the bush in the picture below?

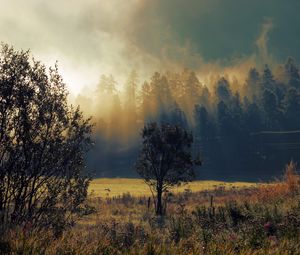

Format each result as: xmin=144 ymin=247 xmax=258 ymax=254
xmin=0 ymin=44 xmax=93 ymax=233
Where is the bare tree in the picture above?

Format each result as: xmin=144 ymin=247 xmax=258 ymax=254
xmin=136 ymin=122 xmax=201 ymax=215
xmin=0 ymin=44 xmax=93 ymax=233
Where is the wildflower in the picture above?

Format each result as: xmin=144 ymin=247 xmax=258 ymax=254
xmin=264 ymin=222 xmax=272 ymax=231
xmin=264 ymin=222 xmax=276 ymax=236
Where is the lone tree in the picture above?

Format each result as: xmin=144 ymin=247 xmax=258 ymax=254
xmin=0 ymin=44 xmax=93 ymax=232
xmin=136 ymin=122 xmax=201 ymax=215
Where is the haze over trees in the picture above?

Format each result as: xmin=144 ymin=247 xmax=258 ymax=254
xmin=0 ymin=44 xmax=93 ymax=232
xmin=80 ymin=59 xmax=300 ymax=180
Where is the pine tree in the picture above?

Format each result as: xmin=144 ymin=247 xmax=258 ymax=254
xmin=285 ymin=57 xmax=300 ymax=89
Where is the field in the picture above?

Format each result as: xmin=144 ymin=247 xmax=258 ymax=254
xmin=3 ymin=163 xmax=300 ymax=254
xmin=89 ymin=178 xmax=258 ymax=197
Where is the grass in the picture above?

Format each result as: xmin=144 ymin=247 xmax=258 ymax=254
xmin=2 ymin=162 xmax=300 ymax=254
xmin=89 ymin=178 xmax=258 ymax=197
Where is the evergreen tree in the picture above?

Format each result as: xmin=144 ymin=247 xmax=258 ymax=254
xmin=194 ymin=105 xmax=217 ymax=139
xmin=244 ymin=68 xmax=260 ymax=99
xmin=109 ymin=94 xmax=123 ymax=138
xmin=217 ymin=100 xmax=234 ymax=136
xmin=216 ymin=77 xmax=232 ymax=103
xmin=283 ymin=87 xmax=300 ymax=129
xmin=285 ymin=57 xmax=300 ymax=89
xmin=244 ymin=101 xmax=263 ymax=132
xmin=199 ymin=86 xmax=211 ymax=109
xmin=261 ymin=65 xmax=276 ymax=92
xmin=97 ymin=74 xmax=117 ymax=95
xmin=139 ymin=81 xmax=153 ymax=122
xmin=262 ymin=89 xmax=281 ymax=130
xmin=230 ymin=92 xmax=244 ymax=135
xmin=169 ymin=102 xmax=188 ymax=130
xmin=182 ymin=69 xmax=201 ymax=105
xmin=150 ymin=72 xmax=173 ymax=122
xmin=124 ymin=71 xmax=138 ymax=136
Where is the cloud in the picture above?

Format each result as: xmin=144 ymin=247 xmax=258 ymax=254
xmin=255 ymin=19 xmax=274 ymax=64
xmin=0 ymin=0 xmax=143 ymax=93
xmin=0 ymin=0 xmax=299 ymax=96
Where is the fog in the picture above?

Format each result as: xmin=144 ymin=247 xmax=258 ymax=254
xmin=1 ymin=0 xmax=300 ymax=180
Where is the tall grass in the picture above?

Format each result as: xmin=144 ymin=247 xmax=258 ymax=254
xmin=2 ymin=161 xmax=300 ymax=254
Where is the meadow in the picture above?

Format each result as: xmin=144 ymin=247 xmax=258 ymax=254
xmin=2 ymin=163 xmax=300 ymax=255
xmin=89 ymin=178 xmax=258 ymax=198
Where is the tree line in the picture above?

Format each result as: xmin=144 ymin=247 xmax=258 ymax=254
xmin=81 ymin=57 xmax=300 ymax=180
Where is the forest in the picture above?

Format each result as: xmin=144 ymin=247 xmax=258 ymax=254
xmin=79 ymin=58 xmax=300 ymax=181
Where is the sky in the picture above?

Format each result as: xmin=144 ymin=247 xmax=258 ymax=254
xmin=0 ymin=0 xmax=300 ymax=95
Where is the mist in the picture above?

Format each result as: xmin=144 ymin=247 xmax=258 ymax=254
xmin=1 ymin=0 xmax=300 ymax=95
xmin=1 ymin=0 xmax=300 ymax=180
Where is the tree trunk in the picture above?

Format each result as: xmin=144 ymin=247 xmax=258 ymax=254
xmin=156 ymin=185 xmax=163 ymax=215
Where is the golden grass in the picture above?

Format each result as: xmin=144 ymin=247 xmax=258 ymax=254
xmin=249 ymin=161 xmax=300 ymax=203
xmin=89 ymin=178 xmax=258 ymax=197
xmin=5 ymin=163 xmax=300 ymax=255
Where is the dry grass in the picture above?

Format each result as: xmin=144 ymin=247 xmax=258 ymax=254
xmin=247 ymin=161 xmax=300 ymax=203
xmin=3 ymin=162 xmax=300 ymax=255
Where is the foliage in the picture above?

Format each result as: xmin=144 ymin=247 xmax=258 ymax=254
xmin=136 ymin=122 xmax=200 ymax=215
xmin=0 ymin=44 xmax=93 ymax=233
